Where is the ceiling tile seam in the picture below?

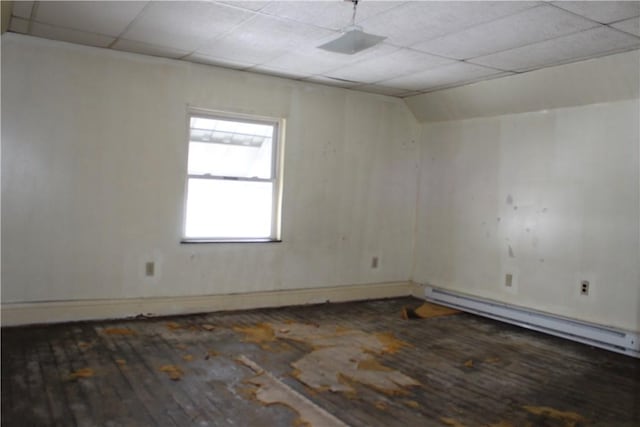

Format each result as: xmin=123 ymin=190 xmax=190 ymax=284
xmin=604 ymin=24 xmax=640 ymax=41
xmin=176 ymin=12 xmax=262 ymax=61
xmin=23 ymin=18 xmax=119 ymax=44
xmin=607 ymin=22 xmax=640 ymax=38
xmin=395 ymin=1 xmax=545 ymax=50
xmin=407 ymin=7 xmax=602 ymax=61
xmin=107 ymin=1 xmax=151 ymax=49
xmin=446 ymin=23 xmax=602 ymax=62
xmin=547 ymin=2 xmax=638 ymax=25
xmin=414 ymin=72 xmax=516 ymax=95
xmin=306 ymin=43 xmax=470 ymax=85
xmin=485 ymin=45 xmax=640 ymax=75
xmin=462 ymin=25 xmax=640 ymax=70
xmin=401 ymin=2 xmax=546 ymax=52
xmin=26 ymin=0 xmax=39 ymax=34
xmin=368 ymin=60 xmax=511 ymax=88
xmin=217 ymin=0 xmax=346 ymax=34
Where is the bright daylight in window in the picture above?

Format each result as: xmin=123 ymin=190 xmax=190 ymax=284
xmin=183 ymin=111 xmax=283 ymax=242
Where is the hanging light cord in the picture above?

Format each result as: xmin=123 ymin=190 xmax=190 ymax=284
xmin=350 ymin=0 xmax=359 ymax=27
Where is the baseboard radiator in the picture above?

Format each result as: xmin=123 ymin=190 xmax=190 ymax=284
xmin=424 ymin=286 xmax=639 ymax=358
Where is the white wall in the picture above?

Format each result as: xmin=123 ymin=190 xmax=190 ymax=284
xmin=414 ymin=99 xmax=640 ymax=332
xmin=1 ymin=34 xmax=420 ymax=304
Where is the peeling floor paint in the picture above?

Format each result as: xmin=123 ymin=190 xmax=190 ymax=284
xmin=237 ymin=355 xmax=349 ymax=427
xmin=523 ymin=405 xmax=586 ymax=427
xmin=235 ymin=321 xmax=419 ymax=396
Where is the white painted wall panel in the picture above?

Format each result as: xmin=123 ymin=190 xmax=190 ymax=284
xmin=1 ymin=34 xmax=420 ymax=303
xmin=414 ymin=100 xmax=640 ymax=332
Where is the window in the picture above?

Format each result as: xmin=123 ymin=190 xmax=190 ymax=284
xmin=183 ymin=110 xmax=284 ymax=242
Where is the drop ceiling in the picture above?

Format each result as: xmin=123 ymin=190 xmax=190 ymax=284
xmin=6 ymin=1 xmax=640 ymax=98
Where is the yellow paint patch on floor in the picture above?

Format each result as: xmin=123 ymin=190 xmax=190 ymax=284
xmin=159 ymin=365 xmax=184 ymax=381
xmin=238 ymin=355 xmax=349 ymax=427
xmin=374 ymin=332 xmax=411 ymax=354
xmin=403 ymin=400 xmax=420 ymax=409
xmin=486 ymin=421 xmax=515 ymax=427
xmin=357 ymin=358 xmax=393 ymax=372
xmin=267 ymin=322 xmax=419 ymax=395
xmin=464 ymin=359 xmax=474 ymax=368
xmin=402 ymin=302 xmax=460 ymax=319
xmin=182 ymin=355 xmax=193 ymax=362
xmin=69 ymin=368 xmax=95 ymax=380
xmin=205 ymin=350 xmax=219 ymax=360
xmin=166 ymin=322 xmax=182 ymax=330
xmin=440 ymin=417 xmax=466 ymax=427
xmin=523 ymin=406 xmax=585 ymax=427
xmin=374 ymin=401 xmax=388 ymax=411
xmin=103 ymin=327 xmax=136 ymax=336
xmin=234 ymin=323 xmax=276 ymax=345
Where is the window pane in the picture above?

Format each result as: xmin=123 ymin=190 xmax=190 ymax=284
xmin=184 ymin=178 xmax=273 ymax=239
xmin=189 ymin=116 xmax=274 ymax=179
xmin=188 ymin=140 xmax=272 ymax=178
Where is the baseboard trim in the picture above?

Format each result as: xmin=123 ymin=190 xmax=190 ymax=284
xmin=1 ymin=281 xmax=413 ymax=327
xmin=424 ymin=286 xmax=640 ymax=358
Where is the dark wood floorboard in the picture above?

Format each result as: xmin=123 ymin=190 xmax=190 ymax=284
xmin=2 ymin=297 xmax=638 ymax=427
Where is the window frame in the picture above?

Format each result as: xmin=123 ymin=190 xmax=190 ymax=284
xmin=181 ymin=107 xmax=285 ymax=243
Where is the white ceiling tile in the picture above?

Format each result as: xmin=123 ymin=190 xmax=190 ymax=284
xmin=326 ymin=48 xmax=454 ymax=84
xmin=112 ymin=39 xmax=190 ymax=59
xmin=260 ymin=1 xmax=400 ymax=30
xmin=34 ymin=1 xmax=147 ymax=37
xmin=122 ymin=2 xmax=254 ymax=52
xmin=471 ymin=26 xmax=640 ymax=72
xmin=12 ymin=1 xmax=34 ymax=19
xmin=552 ymin=1 xmax=640 ymax=24
xmin=185 ymin=53 xmax=255 ymax=70
xmin=360 ymin=1 xmax=539 ymax=46
xmin=303 ymin=75 xmax=360 ymax=88
xmin=611 ymin=16 xmax=640 ymax=37
xmin=8 ymin=17 xmax=29 ymax=34
xmin=413 ymin=5 xmax=597 ymax=60
xmin=30 ymin=22 xmax=115 ymax=47
xmin=379 ymin=62 xmax=510 ymax=91
xmin=195 ymin=15 xmax=334 ymax=64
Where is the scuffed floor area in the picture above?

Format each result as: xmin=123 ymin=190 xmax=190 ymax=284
xmin=2 ymin=297 xmax=638 ymax=426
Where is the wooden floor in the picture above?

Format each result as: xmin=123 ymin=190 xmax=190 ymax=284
xmin=2 ymin=297 xmax=639 ymax=427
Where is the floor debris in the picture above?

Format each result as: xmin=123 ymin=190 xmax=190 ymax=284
xmin=402 ymin=302 xmax=460 ymax=320
xmin=440 ymin=417 xmax=466 ymax=427
xmin=237 ymin=355 xmax=349 ymax=427
xmin=182 ymin=355 xmax=194 ymax=362
xmin=102 ymin=327 xmax=136 ymax=335
xmin=233 ymin=323 xmax=276 ymax=344
xmin=403 ymin=400 xmax=420 ymax=409
xmin=115 ymin=359 xmax=127 ymax=366
xmin=201 ymin=324 xmax=216 ymax=331
xmin=523 ymin=405 xmax=586 ymax=427
xmin=68 ymin=368 xmax=95 ymax=380
xmin=159 ymin=365 xmax=184 ymax=381
xmin=463 ymin=359 xmax=474 ymax=368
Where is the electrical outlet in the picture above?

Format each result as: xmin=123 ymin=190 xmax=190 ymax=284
xmin=505 ymin=273 xmax=513 ymax=287
xmin=580 ymin=280 xmax=589 ymax=296
xmin=145 ymin=262 xmax=155 ymax=277
xmin=371 ymin=256 xmax=379 ymax=269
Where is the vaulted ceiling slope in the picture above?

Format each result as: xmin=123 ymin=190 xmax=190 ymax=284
xmin=6 ymin=1 xmax=640 ymax=98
